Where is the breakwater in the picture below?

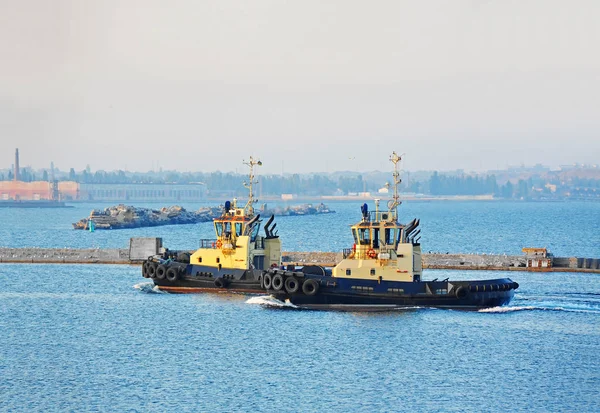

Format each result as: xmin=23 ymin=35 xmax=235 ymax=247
xmin=1 ymin=245 xmax=598 ymax=273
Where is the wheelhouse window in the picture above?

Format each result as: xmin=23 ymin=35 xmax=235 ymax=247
xmin=251 ymin=224 xmax=260 ymax=242
xmin=224 ymin=222 xmax=232 ymax=237
xmin=385 ymin=228 xmax=396 ymax=245
xmin=215 ymin=222 xmax=223 ymax=237
xmin=358 ymin=228 xmax=371 ymax=245
xmin=373 ymin=228 xmax=380 ymax=248
xmin=352 ymin=229 xmax=359 ymax=245
xmin=235 ymin=222 xmax=243 ymax=236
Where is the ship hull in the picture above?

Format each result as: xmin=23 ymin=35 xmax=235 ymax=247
xmin=269 ymin=274 xmax=517 ymax=310
xmin=147 ymin=263 xmax=265 ymax=294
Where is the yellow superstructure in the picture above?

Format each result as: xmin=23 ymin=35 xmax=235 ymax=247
xmin=332 ymin=152 xmax=422 ymax=282
xmin=189 ymin=157 xmax=281 ymax=272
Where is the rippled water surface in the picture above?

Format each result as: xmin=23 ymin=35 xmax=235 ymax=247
xmin=1 ymin=264 xmax=599 ymax=412
xmin=1 ymin=200 xmax=599 ymax=256
xmin=1 ymin=201 xmax=599 ymax=412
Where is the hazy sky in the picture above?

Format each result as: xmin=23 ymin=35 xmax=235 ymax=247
xmin=1 ymin=0 xmax=599 ymax=174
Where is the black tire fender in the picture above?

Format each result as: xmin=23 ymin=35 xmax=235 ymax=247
xmin=302 ymin=279 xmax=319 ymax=296
xmin=147 ymin=262 xmax=157 ymax=278
xmin=258 ymin=273 xmax=264 ymax=289
xmin=272 ymin=274 xmax=284 ymax=291
xmin=455 ymin=286 xmax=468 ymax=299
xmin=142 ymin=261 xmax=150 ymax=278
xmin=156 ymin=264 xmax=167 ymax=280
xmin=214 ymin=277 xmax=227 ymax=289
xmin=284 ymin=276 xmax=300 ymax=294
xmin=263 ymin=273 xmax=272 ymax=290
xmin=166 ymin=267 xmax=179 ymax=282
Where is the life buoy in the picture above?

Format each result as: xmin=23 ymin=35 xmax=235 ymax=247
xmin=156 ymin=264 xmax=167 ymax=280
xmin=263 ymin=273 xmax=272 ymax=290
xmin=166 ymin=267 xmax=179 ymax=282
xmin=367 ymin=249 xmax=377 ymax=259
xmin=272 ymin=274 xmax=284 ymax=291
xmin=216 ymin=240 xmax=223 ymax=249
xmin=302 ymin=279 xmax=319 ymax=296
xmin=284 ymin=276 xmax=300 ymax=294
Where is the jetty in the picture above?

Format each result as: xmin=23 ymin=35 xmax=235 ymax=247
xmin=72 ymin=203 xmax=334 ymax=230
xmin=1 ymin=239 xmax=598 ymax=273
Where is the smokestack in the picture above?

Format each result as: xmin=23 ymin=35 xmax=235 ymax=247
xmin=14 ymin=148 xmax=20 ymax=181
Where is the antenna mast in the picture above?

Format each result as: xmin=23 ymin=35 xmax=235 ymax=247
xmin=388 ymin=152 xmax=403 ymax=219
xmin=243 ymin=156 xmax=262 ymax=215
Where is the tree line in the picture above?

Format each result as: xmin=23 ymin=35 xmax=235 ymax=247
xmin=2 ymin=167 xmax=598 ymax=199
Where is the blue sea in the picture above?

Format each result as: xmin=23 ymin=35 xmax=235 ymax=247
xmin=1 ymin=200 xmax=599 ymax=412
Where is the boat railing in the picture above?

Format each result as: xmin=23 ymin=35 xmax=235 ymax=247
xmin=342 ymin=247 xmax=396 ymax=260
xmin=199 ymin=239 xmax=218 ymax=248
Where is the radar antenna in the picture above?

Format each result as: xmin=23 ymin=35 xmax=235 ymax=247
xmin=243 ymin=156 xmax=262 ymax=216
xmin=388 ymin=151 xmax=403 ymax=219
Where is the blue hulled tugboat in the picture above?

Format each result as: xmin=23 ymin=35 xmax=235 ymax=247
xmin=264 ymin=152 xmax=518 ymax=310
xmin=142 ymin=157 xmax=282 ymax=293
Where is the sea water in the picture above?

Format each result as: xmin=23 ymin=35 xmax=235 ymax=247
xmin=1 ymin=201 xmax=599 ymax=412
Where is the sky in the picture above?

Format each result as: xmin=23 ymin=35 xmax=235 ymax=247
xmin=1 ymin=0 xmax=599 ymax=174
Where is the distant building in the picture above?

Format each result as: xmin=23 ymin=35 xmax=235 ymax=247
xmin=79 ymin=183 xmax=207 ymax=202
xmin=0 ymin=181 xmax=79 ymax=201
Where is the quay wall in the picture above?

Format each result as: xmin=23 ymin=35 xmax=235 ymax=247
xmin=0 ymin=247 xmax=130 ymax=264
xmin=1 ymin=241 xmax=598 ymax=273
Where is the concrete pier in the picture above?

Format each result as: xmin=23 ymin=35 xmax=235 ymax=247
xmin=1 ymin=239 xmax=599 ymax=273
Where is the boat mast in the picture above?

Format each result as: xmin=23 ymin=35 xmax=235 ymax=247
xmin=243 ymin=156 xmax=262 ymax=216
xmin=388 ymin=152 xmax=402 ymax=220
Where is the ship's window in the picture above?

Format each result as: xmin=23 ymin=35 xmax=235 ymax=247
xmin=235 ymin=222 xmax=243 ymax=236
xmin=385 ymin=228 xmax=396 ymax=245
xmin=216 ymin=257 xmax=220 ymax=263
xmin=352 ymin=229 xmax=359 ymax=244
xmin=198 ymin=257 xmax=202 ymax=263
xmin=346 ymin=269 xmax=351 ymax=276
xmin=435 ymin=289 xmax=448 ymax=295
xmin=370 ymin=269 xmax=376 ymax=275
xmin=215 ymin=222 xmax=223 ymax=237
xmin=251 ymin=224 xmax=260 ymax=242
xmin=224 ymin=222 xmax=232 ymax=237
xmin=373 ymin=228 xmax=380 ymax=248
xmin=358 ymin=228 xmax=370 ymax=245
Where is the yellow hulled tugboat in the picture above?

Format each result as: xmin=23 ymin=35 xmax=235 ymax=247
xmin=142 ymin=157 xmax=282 ymax=293
xmin=264 ymin=152 xmax=519 ymax=310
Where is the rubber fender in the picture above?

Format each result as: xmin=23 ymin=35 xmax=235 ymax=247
xmin=512 ymin=282 xmax=519 ymax=290
xmin=263 ymin=273 xmax=272 ymax=290
xmin=142 ymin=261 xmax=150 ymax=278
xmin=284 ymin=276 xmax=300 ymax=294
xmin=156 ymin=264 xmax=167 ymax=280
xmin=455 ymin=286 xmax=469 ymax=299
xmin=272 ymin=274 xmax=284 ymax=291
xmin=147 ymin=262 xmax=157 ymax=278
xmin=166 ymin=267 xmax=179 ymax=282
xmin=302 ymin=279 xmax=319 ymax=296
xmin=258 ymin=273 xmax=264 ymax=289
xmin=214 ymin=277 xmax=227 ymax=289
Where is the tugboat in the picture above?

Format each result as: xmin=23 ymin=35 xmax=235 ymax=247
xmin=142 ymin=157 xmax=282 ymax=293
xmin=264 ymin=152 xmax=519 ymax=310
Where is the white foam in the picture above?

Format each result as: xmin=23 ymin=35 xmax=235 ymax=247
xmin=133 ymin=282 xmax=166 ymax=294
xmin=479 ymin=305 xmax=600 ymax=314
xmin=245 ymin=295 xmax=298 ymax=308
